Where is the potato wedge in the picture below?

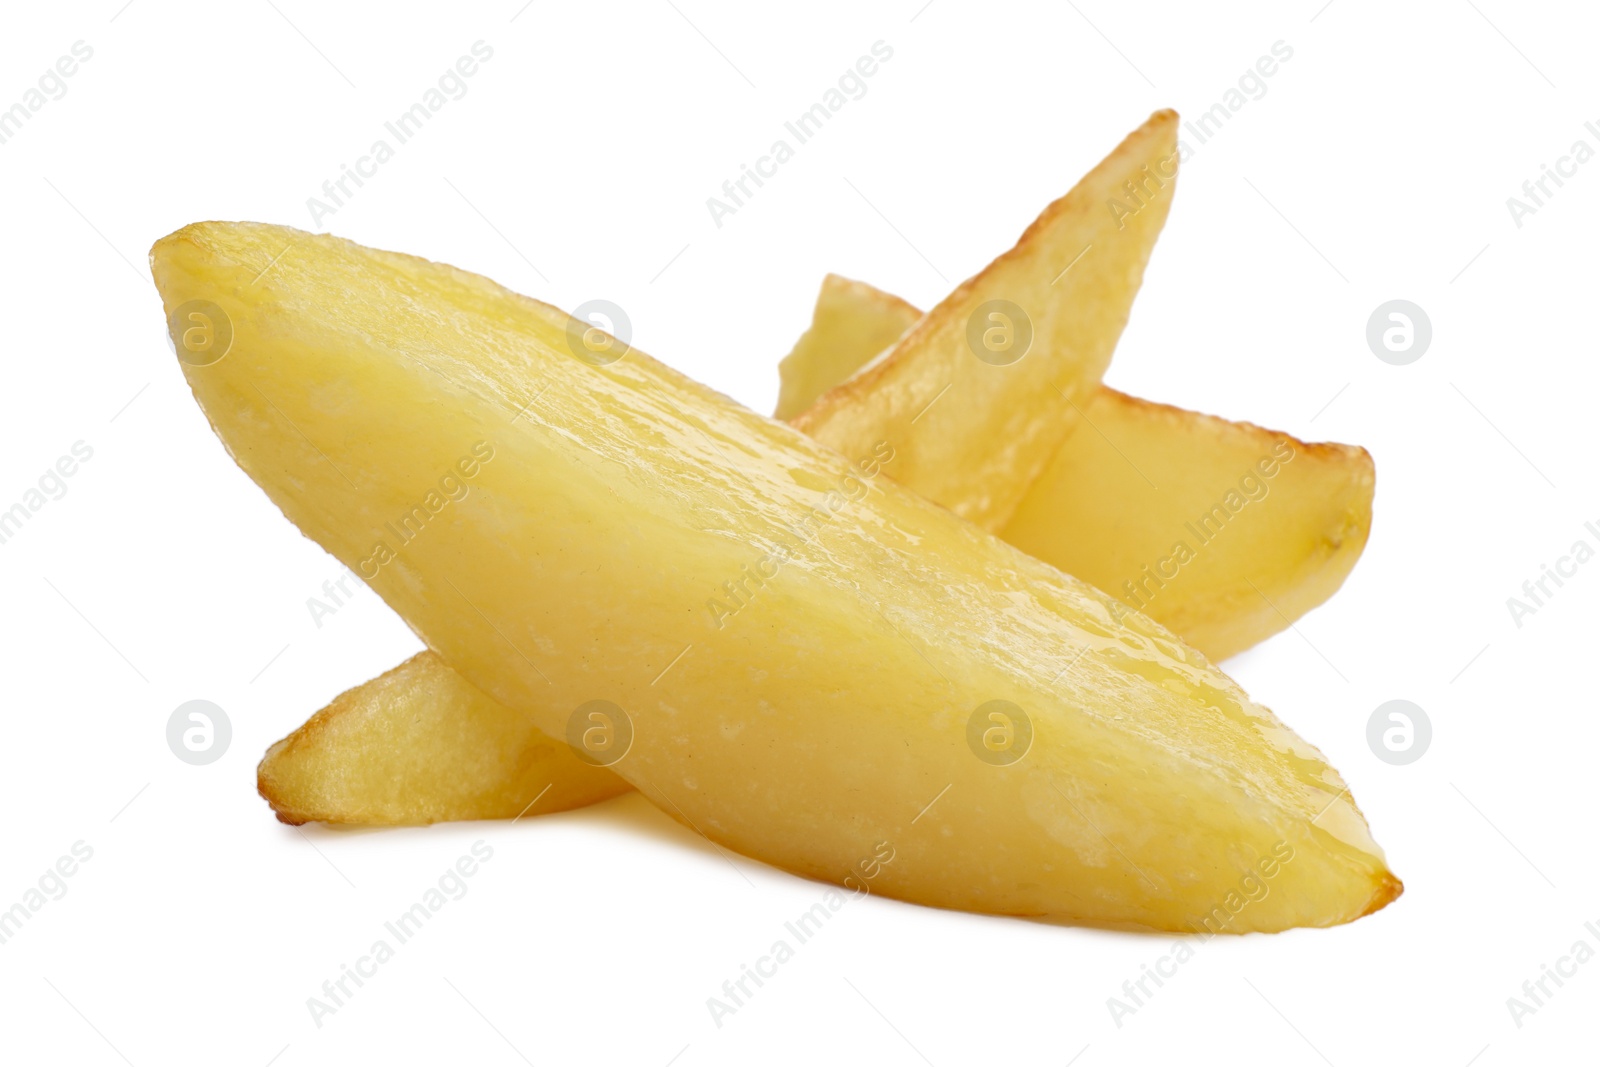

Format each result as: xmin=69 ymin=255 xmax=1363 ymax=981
xmin=258 ymin=652 xmax=628 ymax=825
xmin=155 ymin=220 xmax=1398 ymax=931
xmin=793 ymin=109 xmax=1178 ymax=530
xmin=781 ymin=276 xmax=1374 ymax=661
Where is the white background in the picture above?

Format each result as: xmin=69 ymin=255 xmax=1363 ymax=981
xmin=0 ymin=1 xmax=1594 ymax=1064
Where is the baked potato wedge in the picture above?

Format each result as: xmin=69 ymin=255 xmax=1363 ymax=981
xmin=257 ymin=652 xmax=628 ymax=825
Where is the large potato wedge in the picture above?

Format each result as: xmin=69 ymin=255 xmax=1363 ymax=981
xmin=259 ymin=115 xmax=1184 ymax=830
xmin=155 ymin=220 xmax=1398 ymax=931
xmin=781 ymin=276 xmax=1374 ymax=661
xmin=260 ymin=275 xmax=1371 ymax=829
xmin=257 ymin=652 xmax=628 ymax=825
xmin=792 ymin=110 xmax=1178 ymax=530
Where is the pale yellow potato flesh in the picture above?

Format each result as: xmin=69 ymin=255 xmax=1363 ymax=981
xmin=781 ymin=274 xmax=924 ymax=417
xmin=780 ymin=277 xmax=1375 ymax=661
xmin=774 ymin=275 xmax=922 ymax=421
xmin=792 ymin=110 xmax=1178 ymax=530
xmin=1003 ymin=394 xmax=1373 ymax=661
xmin=258 ymin=652 xmax=629 ymax=825
xmin=154 ymin=220 xmax=1399 ymax=932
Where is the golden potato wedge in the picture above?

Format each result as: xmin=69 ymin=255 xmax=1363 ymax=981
xmin=156 ymin=219 xmax=1397 ymax=931
xmin=793 ymin=109 xmax=1178 ymax=530
xmin=258 ymin=652 xmax=628 ymax=825
xmin=780 ymin=276 xmax=1375 ymax=661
